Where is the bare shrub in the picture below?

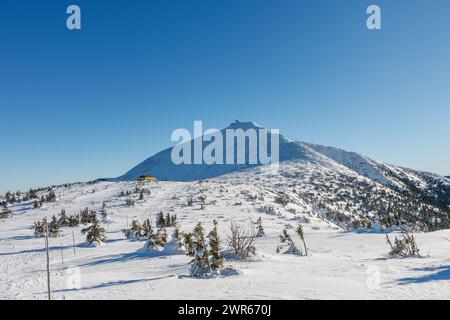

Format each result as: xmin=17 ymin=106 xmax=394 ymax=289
xmin=226 ymin=220 xmax=256 ymax=260
xmin=386 ymin=231 xmax=420 ymax=257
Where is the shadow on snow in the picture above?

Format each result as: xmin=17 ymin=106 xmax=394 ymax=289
xmin=398 ymin=265 xmax=450 ymax=284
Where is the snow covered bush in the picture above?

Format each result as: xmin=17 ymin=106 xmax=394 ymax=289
xmin=161 ymin=235 xmax=185 ymax=256
xmin=256 ymin=217 xmax=265 ymax=237
xmin=67 ymin=214 xmax=80 ymax=227
xmin=274 ymin=192 xmax=291 ymax=206
xmin=48 ymin=215 xmax=61 ymax=238
xmin=155 ymin=226 xmax=168 ymax=247
xmin=188 ymin=221 xmax=226 ymax=277
xmin=45 ymin=190 xmax=56 ymax=202
xmin=295 ymin=224 xmax=308 ymax=256
xmin=156 ymin=211 xmax=177 ymax=228
xmin=143 ymin=226 xmax=185 ymax=255
xmin=184 ymin=232 xmax=195 ymax=256
xmin=58 ymin=209 xmax=68 ymax=226
xmin=33 ymin=200 xmax=43 ymax=209
xmin=0 ymin=204 xmax=11 ymax=219
xmin=298 ymin=215 xmax=311 ymax=224
xmin=124 ymin=219 xmax=144 ymax=239
xmin=276 ymin=224 xmax=308 ymax=256
xmin=100 ymin=209 xmax=111 ymax=223
xmin=226 ymin=220 xmax=256 ymax=260
xmin=143 ymin=231 xmax=159 ymax=253
xmin=208 ymin=220 xmax=224 ymax=270
xmin=156 ymin=211 xmax=165 ymax=227
xmin=80 ymin=207 xmax=96 ymax=225
xmin=189 ymin=246 xmax=211 ymax=277
xmin=142 ymin=218 xmax=154 ymax=238
xmin=82 ymin=216 xmax=106 ymax=246
xmin=188 ymin=222 xmax=210 ymax=276
xmin=386 ymin=231 xmax=420 ymax=257
xmin=33 ymin=218 xmax=47 ymax=238
xmin=173 ymin=227 xmax=185 ymax=254
xmin=277 ymin=229 xmax=301 ymax=255
xmin=262 ymin=206 xmax=275 ymax=215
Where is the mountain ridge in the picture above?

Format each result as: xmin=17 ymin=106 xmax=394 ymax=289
xmin=108 ymin=121 xmax=449 ymax=215
xmin=111 ymin=121 xmax=447 ymax=182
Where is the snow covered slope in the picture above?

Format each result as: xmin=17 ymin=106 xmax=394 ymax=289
xmin=112 ymin=121 xmax=450 ymax=216
xmin=1 ymin=121 xmax=449 ymax=300
xmin=1 ymin=177 xmax=450 ymax=300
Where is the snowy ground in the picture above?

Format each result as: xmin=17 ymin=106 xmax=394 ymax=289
xmin=1 ymin=173 xmax=449 ymax=300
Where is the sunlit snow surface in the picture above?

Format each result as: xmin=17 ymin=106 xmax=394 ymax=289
xmin=1 ymin=164 xmax=449 ymax=300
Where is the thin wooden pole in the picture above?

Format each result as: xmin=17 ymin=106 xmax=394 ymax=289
xmin=45 ymin=222 xmax=51 ymax=300
xmin=72 ymin=231 xmax=76 ymax=255
xmin=60 ymin=240 xmax=64 ymax=264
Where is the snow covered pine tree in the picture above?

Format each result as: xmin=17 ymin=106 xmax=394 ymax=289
xmin=189 ymin=222 xmax=212 ymax=277
xmin=208 ymin=220 xmax=224 ymax=271
xmin=82 ymin=215 xmax=106 ymax=246
xmin=256 ymin=217 xmax=266 ymax=237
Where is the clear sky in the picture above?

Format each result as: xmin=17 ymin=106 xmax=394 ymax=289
xmin=1 ymin=0 xmax=449 ymax=193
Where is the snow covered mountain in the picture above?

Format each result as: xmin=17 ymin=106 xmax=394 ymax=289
xmin=1 ymin=122 xmax=449 ymax=299
xmin=111 ymin=121 xmax=449 ymax=220
xmin=112 ymin=121 xmax=308 ymax=182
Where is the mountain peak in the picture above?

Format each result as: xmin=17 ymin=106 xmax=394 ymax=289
xmin=226 ymin=120 xmax=262 ymax=130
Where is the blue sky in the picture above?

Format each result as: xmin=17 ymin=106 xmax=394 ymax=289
xmin=0 ymin=0 xmax=449 ymax=193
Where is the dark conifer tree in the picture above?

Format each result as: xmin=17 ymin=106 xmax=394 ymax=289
xmin=33 ymin=219 xmax=47 ymax=237
xmin=278 ymin=229 xmax=300 ymax=255
xmin=161 ymin=226 xmax=168 ymax=246
xmin=279 ymin=229 xmax=291 ymax=243
xmin=170 ymin=214 xmax=177 ymax=227
xmin=174 ymin=227 xmax=184 ymax=252
xmin=58 ymin=209 xmax=68 ymax=226
xmin=48 ymin=215 xmax=61 ymax=237
xmin=46 ymin=190 xmax=56 ymax=202
xmin=189 ymin=222 xmax=211 ymax=276
xmin=184 ymin=232 xmax=195 ymax=257
xmin=82 ymin=216 xmax=106 ymax=245
xmin=144 ymin=233 xmax=158 ymax=250
xmin=130 ymin=219 xmax=143 ymax=238
xmin=80 ymin=207 xmax=90 ymax=224
xmin=155 ymin=226 xmax=168 ymax=247
xmin=29 ymin=189 xmax=38 ymax=199
xmin=193 ymin=223 xmax=206 ymax=248
xmin=156 ymin=211 xmax=165 ymax=228
xmin=1 ymin=203 xmax=11 ymax=219
xmin=68 ymin=214 xmax=80 ymax=227
xmin=208 ymin=220 xmax=223 ymax=270
xmin=142 ymin=218 xmax=154 ymax=238
xmin=165 ymin=212 xmax=171 ymax=227
xmin=256 ymin=217 xmax=265 ymax=237
xmin=295 ymin=224 xmax=308 ymax=256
